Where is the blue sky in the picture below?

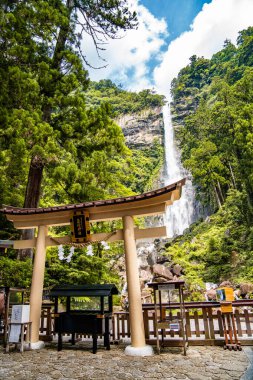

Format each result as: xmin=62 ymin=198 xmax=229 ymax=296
xmin=139 ymin=0 xmax=212 ymax=83
xmin=83 ymin=0 xmax=253 ymax=97
xmin=140 ymin=0 xmax=212 ymax=42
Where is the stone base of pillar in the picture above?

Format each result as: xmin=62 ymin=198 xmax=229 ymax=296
xmin=125 ymin=345 xmax=154 ymax=356
xmin=30 ymin=341 xmax=45 ymax=350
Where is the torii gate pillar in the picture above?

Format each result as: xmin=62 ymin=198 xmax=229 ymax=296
xmin=29 ymin=225 xmax=47 ymax=348
xmin=123 ymin=215 xmax=153 ymax=356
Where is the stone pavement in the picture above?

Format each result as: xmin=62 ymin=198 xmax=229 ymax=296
xmin=241 ymin=347 xmax=253 ymax=380
xmin=0 ymin=341 xmax=251 ymax=380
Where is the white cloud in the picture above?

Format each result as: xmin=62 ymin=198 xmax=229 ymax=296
xmin=154 ymin=0 xmax=253 ymax=98
xmin=82 ymin=1 xmax=168 ymax=91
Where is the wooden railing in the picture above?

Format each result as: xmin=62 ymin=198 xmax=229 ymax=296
xmin=112 ymin=300 xmax=253 ymax=346
xmin=39 ymin=300 xmax=253 ymax=346
xmin=40 ymin=305 xmax=53 ymax=341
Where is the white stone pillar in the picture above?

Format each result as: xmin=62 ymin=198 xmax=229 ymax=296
xmin=123 ymin=215 xmax=153 ymax=356
xmin=29 ymin=225 xmax=47 ymax=349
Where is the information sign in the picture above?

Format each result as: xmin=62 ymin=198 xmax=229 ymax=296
xmin=158 ymin=284 xmax=175 ymax=291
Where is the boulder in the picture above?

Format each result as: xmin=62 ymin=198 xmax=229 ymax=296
xmin=152 ymin=264 xmax=173 ymax=280
xmin=205 ymin=289 xmax=217 ymax=301
xmin=219 ymin=281 xmax=233 ymax=288
xmin=153 ymin=276 xmax=168 ymax=283
xmin=240 ymin=283 xmax=253 ymax=297
xmin=171 ymin=264 xmax=183 ymax=276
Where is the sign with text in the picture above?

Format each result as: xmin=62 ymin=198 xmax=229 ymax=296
xmin=9 ymin=305 xmax=30 ymax=343
xmin=158 ymin=284 xmax=175 ymax=291
xmin=70 ymin=211 xmax=91 ymax=243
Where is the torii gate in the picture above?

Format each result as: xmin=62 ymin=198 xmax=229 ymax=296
xmin=1 ymin=178 xmax=185 ymax=356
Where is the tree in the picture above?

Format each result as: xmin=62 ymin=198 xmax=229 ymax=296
xmin=1 ymin=0 xmax=137 ymax=206
xmin=0 ymin=1 xmax=137 ymax=258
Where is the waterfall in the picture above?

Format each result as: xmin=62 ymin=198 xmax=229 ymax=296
xmin=163 ymin=103 xmax=195 ymax=237
xmin=122 ymin=102 xmax=196 ymax=299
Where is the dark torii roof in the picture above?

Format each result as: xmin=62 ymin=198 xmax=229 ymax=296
xmin=48 ymin=284 xmax=119 ymax=297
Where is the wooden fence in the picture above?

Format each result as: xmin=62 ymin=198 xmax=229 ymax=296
xmin=112 ymin=300 xmax=253 ymax=346
xmin=40 ymin=300 xmax=253 ymax=346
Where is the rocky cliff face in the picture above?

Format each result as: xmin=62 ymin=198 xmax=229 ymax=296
xmin=113 ymin=106 xmax=170 ymax=304
xmin=115 ymin=107 xmax=164 ymax=149
xmin=171 ymin=87 xmax=199 ymax=127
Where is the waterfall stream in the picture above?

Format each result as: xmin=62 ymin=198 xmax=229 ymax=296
xmin=162 ymin=103 xmax=195 ymax=237
xmin=125 ymin=102 xmax=196 ymax=297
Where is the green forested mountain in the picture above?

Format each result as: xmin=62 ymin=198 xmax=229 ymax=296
xmin=167 ymin=27 xmax=253 ymax=291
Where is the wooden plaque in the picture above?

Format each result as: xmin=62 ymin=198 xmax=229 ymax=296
xmin=70 ymin=211 xmax=91 ymax=243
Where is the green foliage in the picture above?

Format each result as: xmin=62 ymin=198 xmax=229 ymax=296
xmin=0 ymin=0 xmax=140 ymax=285
xmin=167 ymin=27 xmax=253 ymax=290
xmin=85 ymin=80 xmax=165 ymax=116
xmin=0 ymin=257 xmax=32 ymax=288
xmin=0 ymin=0 xmax=163 ymax=287
xmin=84 ymin=80 xmax=165 ymax=195
xmin=172 ymin=27 xmax=253 ymax=212
xmin=44 ymin=244 xmax=120 ymax=287
xmin=0 ymin=0 xmax=138 ymax=212
xmin=165 ymin=189 xmax=253 ymax=289
xmin=125 ymin=139 xmax=164 ymax=193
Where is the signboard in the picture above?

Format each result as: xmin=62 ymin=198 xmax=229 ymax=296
xmin=11 ymin=305 xmax=30 ymax=323
xmin=158 ymin=284 xmax=175 ymax=291
xmin=9 ymin=305 xmax=30 ymax=343
xmin=216 ymin=287 xmax=234 ymax=302
xmin=216 ymin=288 xmax=234 ymax=314
xmin=70 ymin=211 xmax=91 ymax=243
xmin=169 ymin=322 xmax=180 ymax=331
xmin=220 ymin=302 xmax=233 ymax=313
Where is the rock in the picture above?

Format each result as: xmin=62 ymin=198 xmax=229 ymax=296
xmin=219 ymin=281 xmax=233 ymax=288
xmin=115 ymin=107 xmax=164 ymax=150
xmin=205 ymin=289 xmax=217 ymax=301
xmin=147 ymin=251 xmax=156 ymax=266
xmin=171 ymin=264 xmax=182 ymax=276
xmin=240 ymin=283 xmax=253 ymax=297
xmin=153 ymin=276 xmax=168 ymax=283
xmin=152 ymin=264 xmax=174 ymax=280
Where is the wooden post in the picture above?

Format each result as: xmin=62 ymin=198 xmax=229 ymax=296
xmin=122 ymin=216 xmax=153 ymax=355
xmin=29 ymin=225 xmax=47 ymax=345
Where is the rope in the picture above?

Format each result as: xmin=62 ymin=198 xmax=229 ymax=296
xmin=50 ymin=230 xmax=117 ymax=248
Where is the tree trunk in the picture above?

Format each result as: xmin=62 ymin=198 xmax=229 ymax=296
xmin=19 ymin=156 xmax=44 ymax=260
xmin=24 ymin=156 xmax=44 ymax=209
xmin=213 ymin=183 xmax=222 ymax=209
xmin=217 ymin=180 xmax=225 ymax=204
xmin=228 ymin=161 xmax=237 ymax=189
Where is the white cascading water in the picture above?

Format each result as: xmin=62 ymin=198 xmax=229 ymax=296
xmin=163 ymin=103 xmax=195 ymax=237
xmin=124 ymin=102 xmax=196 ymax=297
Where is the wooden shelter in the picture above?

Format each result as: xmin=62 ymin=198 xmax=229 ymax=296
xmin=1 ymin=178 xmax=185 ymax=355
xmin=48 ymin=284 xmax=119 ymax=353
